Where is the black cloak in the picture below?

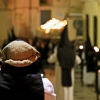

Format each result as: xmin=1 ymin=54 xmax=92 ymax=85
xmin=57 ymin=24 xmax=75 ymax=86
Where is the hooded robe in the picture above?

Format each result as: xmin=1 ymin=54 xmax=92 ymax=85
xmin=57 ymin=24 xmax=75 ymax=86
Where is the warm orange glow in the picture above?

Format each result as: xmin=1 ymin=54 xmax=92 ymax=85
xmin=98 ymin=69 xmax=100 ymax=73
xmin=40 ymin=18 xmax=67 ymax=34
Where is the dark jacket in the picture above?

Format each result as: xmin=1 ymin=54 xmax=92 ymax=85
xmin=0 ymin=62 xmax=44 ymax=100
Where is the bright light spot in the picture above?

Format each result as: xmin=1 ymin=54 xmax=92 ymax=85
xmin=94 ymin=46 xmax=99 ymax=52
xmin=79 ymin=45 xmax=83 ymax=49
xmin=40 ymin=18 xmax=67 ymax=34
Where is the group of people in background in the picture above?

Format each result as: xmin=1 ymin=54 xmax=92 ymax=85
xmin=0 ymin=21 xmax=82 ymax=100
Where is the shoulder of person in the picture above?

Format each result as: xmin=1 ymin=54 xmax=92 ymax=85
xmin=41 ymin=74 xmax=56 ymax=100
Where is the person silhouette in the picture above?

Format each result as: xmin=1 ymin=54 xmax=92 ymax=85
xmin=0 ymin=40 xmax=56 ymax=100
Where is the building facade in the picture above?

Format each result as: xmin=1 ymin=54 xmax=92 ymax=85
xmin=0 ymin=0 xmax=82 ymax=47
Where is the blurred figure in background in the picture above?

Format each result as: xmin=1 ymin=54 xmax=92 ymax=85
xmin=57 ymin=24 xmax=75 ymax=100
xmin=47 ymin=39 xmax=81 ymax=100
xmin=48 ymin=23 xmax=77 ymax=100
xmin=47 ymin=44 xmax=64 ymax=100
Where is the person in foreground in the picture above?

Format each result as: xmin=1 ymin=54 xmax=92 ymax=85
xmin=0 ymin=40 xmax=56 ymax=100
